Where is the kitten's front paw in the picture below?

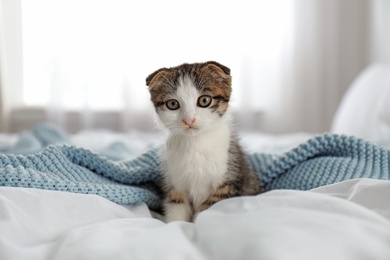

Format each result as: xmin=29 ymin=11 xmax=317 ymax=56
xmin=164 ymin=203 xmax=192 ymax=223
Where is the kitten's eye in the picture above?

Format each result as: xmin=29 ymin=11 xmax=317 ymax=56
xmin=166 ymin=99 xmax=180 ymax=110
xmin=197 ymin=95 xmax=212 ymax=108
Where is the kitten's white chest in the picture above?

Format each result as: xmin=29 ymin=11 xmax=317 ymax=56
xmin=164 ymin=124 xmax=230 ymax=206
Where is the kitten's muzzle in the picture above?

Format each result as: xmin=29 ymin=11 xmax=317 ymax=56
xmin=183 ymin=118 xmax=196 ymax=128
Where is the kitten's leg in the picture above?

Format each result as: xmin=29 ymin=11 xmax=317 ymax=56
xmin=164 ymin=191 xmax=192 ymax=222
xmin=199 ymin=183 xmax=232 ymax=212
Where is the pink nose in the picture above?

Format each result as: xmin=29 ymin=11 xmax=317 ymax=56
xmin=183 ymin=118 xmax=195 ymax=127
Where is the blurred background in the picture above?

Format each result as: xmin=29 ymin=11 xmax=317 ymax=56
xmin=0 ymin=0 xmax=389 ymax=134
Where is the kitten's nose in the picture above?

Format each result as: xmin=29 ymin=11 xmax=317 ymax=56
xmin=183 ymin=118 xmax=195 ymax=127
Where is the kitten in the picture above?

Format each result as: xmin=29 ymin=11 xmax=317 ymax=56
xmin=146 ymin=61 xmax=262 ymax=222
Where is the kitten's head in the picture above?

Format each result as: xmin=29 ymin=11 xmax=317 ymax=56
xmin=146 ymin=61 xmax=232 ymax=135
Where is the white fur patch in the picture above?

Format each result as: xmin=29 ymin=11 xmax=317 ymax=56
xmin=164 ymin=202 xmax=192 ymax=222
xmin=175 ymin=76 xmax=199 ymax=122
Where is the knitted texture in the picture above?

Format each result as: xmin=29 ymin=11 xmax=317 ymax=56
xmin=0 ymin=145 xmax=162 ymax=209
xmin=1 ymin=124 xmax=390 ymax=208
xmin=249 ymin=134 xmax=390 ymax=191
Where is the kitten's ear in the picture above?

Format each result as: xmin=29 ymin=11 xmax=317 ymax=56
xmin=146 ymin=68 xmax=169 ymax=88
xmin=200 ymin=61 xmax=231 ymax=80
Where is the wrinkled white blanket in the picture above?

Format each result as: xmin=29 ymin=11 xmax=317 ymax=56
xmin=1 ymin=178 xmax=389 ymax=260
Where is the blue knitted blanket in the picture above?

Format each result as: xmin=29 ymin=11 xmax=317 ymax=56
xmin=1 ymin=124 xmax=389 ymax=209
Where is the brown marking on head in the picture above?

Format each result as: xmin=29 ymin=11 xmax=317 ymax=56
xmin=198 ymin=62 xmax=231 ymax=93
xmin=198 ymin=62 xmax=232 ymax=115
xmin=145 ymin=61 xmax=232 ymax=115
xmin=146 ymin=68 xmax=177 ymax=109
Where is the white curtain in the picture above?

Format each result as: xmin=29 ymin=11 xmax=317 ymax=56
xmin=261 ymin=0 xmax=372 ymax=133
xmin=19 ymin=0 xmax=294 ymax=133
xmin=0 ymin=0 xmax=3 ymax=131
xmin=371 ymin=0 xmax=390 ymax=63
xmin=0 ymin=0 xmax=375 ymax=133
xmin=0 ymin=0 xmax=24 ymax=132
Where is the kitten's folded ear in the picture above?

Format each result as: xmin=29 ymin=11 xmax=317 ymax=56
xmin=146 ymin=68 xmax=169 ymax=87
xmin=200 ymin=62 xmax=232 ymax=83
xmin=200 ymin=61 xmax=232 ymax=86
xmin=203 ymin=61 xmax=231 ymax=76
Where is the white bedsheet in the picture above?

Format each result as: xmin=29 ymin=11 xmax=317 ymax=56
xmin=1 ymin=178 xmax=389 ymax=260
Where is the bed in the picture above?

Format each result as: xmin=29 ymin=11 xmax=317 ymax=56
xmin=1 ymin=63 xmax=390 ymax=260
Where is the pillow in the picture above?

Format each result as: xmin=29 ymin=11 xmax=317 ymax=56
xmin=331 ymin=63 xmax=390 ymax=142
